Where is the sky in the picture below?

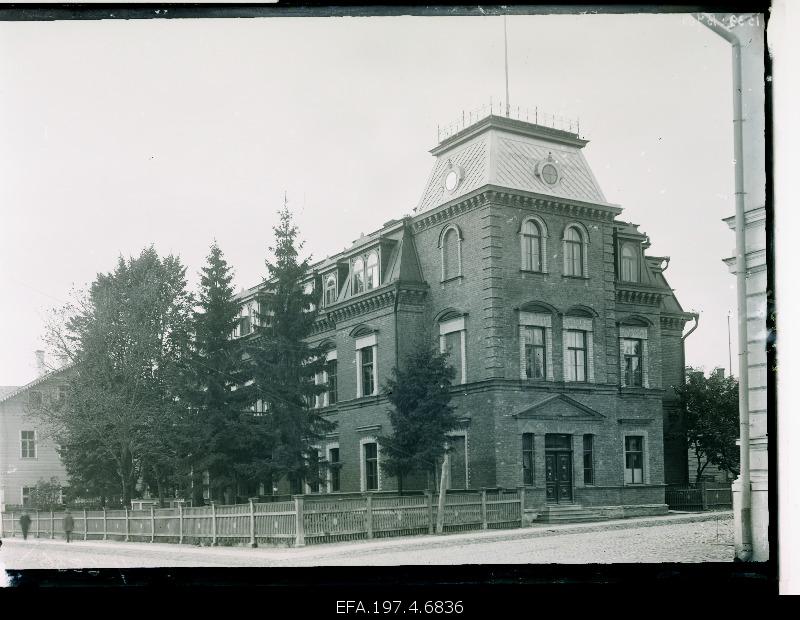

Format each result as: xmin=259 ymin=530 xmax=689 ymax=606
xmin=0 ymin=11 xmax=745 ymax=386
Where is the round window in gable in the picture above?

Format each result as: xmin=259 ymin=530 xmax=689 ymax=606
xmin=442 ymin=161 xmax=463 ymax=194
xmin=536 ymin=154 xmax=561 ymax=186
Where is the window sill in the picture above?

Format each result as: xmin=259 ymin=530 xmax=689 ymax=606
xmin=562 ymin=275 xmax=590 ymax=281
xmin=440 ymin=275 xmax=463 ymax=284
xmin=519 ymin=269 xmax=547 ymax=276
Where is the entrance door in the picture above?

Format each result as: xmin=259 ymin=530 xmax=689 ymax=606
xmin=545 ymin=434 xmax=573 ymax=504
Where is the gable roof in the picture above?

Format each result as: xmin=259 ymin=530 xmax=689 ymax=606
xmin=512 ymin=393 xmax=606 ymax=421
xmin=0 ymin=363 xmax=75 ymax=405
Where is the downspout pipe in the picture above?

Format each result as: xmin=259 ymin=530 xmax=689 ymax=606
xmin=681 ymin=313 xmax=700 ymax=343
xmin=694 ymin=13 xmax=752 ymax=560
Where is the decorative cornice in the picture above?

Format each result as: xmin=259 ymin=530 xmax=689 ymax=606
xmin=310 ymin=282 xmax=428 ymax=334
xmin=618 ymin=418 xmax=653 ymax=425
xmin=615 ymin=283 xmax=668 ymax=306
xmin=660 ymin=314 xmax=692 ymax=331
xmin=412 ymin=187 xmax=621 ymax=235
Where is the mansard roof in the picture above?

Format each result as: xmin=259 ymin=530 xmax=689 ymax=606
xmin=416 ymin=115 xmax=609 ymax=214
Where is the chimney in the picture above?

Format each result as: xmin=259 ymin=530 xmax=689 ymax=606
xmin=35 ymin=350 xmax=46 ymax=377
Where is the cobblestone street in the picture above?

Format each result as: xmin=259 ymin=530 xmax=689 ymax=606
xmin=0 ymin=512 xmax=734 ymax=570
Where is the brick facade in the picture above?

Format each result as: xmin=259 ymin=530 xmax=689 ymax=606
xmin=244 ymin=115 xmax=693 ymax=511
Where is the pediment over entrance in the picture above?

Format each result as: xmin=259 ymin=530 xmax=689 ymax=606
xmin=512 ymin=394 xmax=606 ymax=421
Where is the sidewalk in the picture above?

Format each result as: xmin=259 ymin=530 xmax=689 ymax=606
xmin=1 ymin=510 xmax=732 ymax=562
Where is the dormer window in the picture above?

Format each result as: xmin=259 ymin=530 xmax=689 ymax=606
xmin=621 ymin=245 xmax=638 ymax=282
xmin=352 ymin=257 xmax=365 ymax=295
xmin=366 ymin=252 xmax=379 ymax=290
xmin=351 ymin=251 xmax=380 ymax=296
xmin=324 ymin=274 xmax=338 ymax=307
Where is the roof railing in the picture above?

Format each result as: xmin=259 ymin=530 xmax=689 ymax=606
xmin=436 ymin=100 xmax=581 ymax=143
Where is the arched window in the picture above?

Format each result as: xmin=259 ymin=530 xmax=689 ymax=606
xmin=520 ymin=218 xmax=548 ymax=272
xmin=621 ymin=245 xmax=637 ymax=282
xmin=324 ymin=274 xmax=337 ymax=306
xmin=352 ymin=257 xmax=365 ymax=295
xmin=563 ymin=225 xmax=588 ymax=277
xmin=365 ymin=252 xmax=379 ymax=290
xmin=440 ymin=225 xmax=462 ymax=281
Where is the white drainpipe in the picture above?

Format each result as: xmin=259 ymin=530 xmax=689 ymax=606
xmin=693 ymin=13 xmax=752 ymax=560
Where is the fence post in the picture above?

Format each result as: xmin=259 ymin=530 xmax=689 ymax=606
xmin=124 ymin=507 xmax=130 ymax=542
xmin=211 ymin=502 xmax=217 ymax=546
xmin=83 ymin=508 xmax=88 ymax=540
xmin=700 ymin=482 xmax=708 ymax=511
xmin=424 ymin=491 xmax=434 ymax=535
xmin=50 ymin=510 xmax=54 ymax=539
xmin=103 ymin=508 xmax=108 ymax=541
xmin=480 ymin=488 xmax=488 ymax=529
xmin=11 ymin=511 xmax=15 ymax=537
xmin=178 ymin=503 xmax=184 ymax=545
xmin=518 ymin=486 xmax=526 ymax=527
xmin=366 ymin=493 xmax=374 ymax=539
xmin=294 ymin=495 xmax=305 ymax=548
xmin=150 ymin=506 xmax=155 ymax=543
xmin=35 ymin=510 xmax=40 ymax=538
xmin=249 ymin=498 xmax=257 ymax=548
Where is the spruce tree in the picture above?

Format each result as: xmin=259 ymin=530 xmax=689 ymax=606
xmin=378 ymin=344 xmax=458 ymax=493
xmin=247 ymin=200 xmax=332 ymax=494
xmin=180 ymin=242 xmax=253 ymax=503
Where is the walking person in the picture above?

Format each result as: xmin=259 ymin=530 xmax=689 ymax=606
xmin=63 ymin=509 xmax=74 ymax=543
xmin=19 ymin=511 xmax=32 ymax=540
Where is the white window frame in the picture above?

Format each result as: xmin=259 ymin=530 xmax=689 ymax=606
xmin=21 ymin=486 xmax=34 ymax=506
xmin=563 ymin=317 xmax=595 ymax=382
xmin=439 ymin=316 xmax=467 ymax=385
xmin=519 ymin=216 xmax=549 ymax=273
xmin=326 ymin=442 xmax=341 ymax=494
xmin=324 ymin=273 xmax=338 ymax=307
xmin=365 ymin=251 xmax=380 ymax=291
xmin=356 ymin=334 xmax=378 ymax=397
xmin=619 ymin=326 xmax=649 ymax=388
xmin=20 ymin=429 xmax=37 ymax=459
xmin=620 ymin=244 xmax=638 ymax=282
xmin=360 ymin=437 xmax=381 ymax=492
xmin=562 ymin=223 xmax=590 ymax=278
xmin=439 ymin=225 xmax=463 ymax=282
xmin=622 ymin=432 xmax=650 ymax=485
xmin=519 ymin=312 xmax=554 ymax=381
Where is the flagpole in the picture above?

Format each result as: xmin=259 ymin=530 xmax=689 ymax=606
xmin=503 ymin=15 xmax=510 ymax=117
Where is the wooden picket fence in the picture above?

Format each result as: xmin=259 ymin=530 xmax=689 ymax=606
xmin=0 ymin=488 xmax=524 ymax=548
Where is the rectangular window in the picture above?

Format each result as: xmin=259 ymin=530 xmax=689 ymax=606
xmin=21 ymin=430 xmax=36 ymax=459
xmin=523 ymin=235 xmax=541 ymax=272
xmin=523 ymin=326 xmax=546 ymax=380
xmin=327 ymin=359 xmax=338 ymax=405
xmin=522 ymin=433 xmax=535 ymax=486
xmin=622 ymin=339 xmax=643 ymax=387
xmin=22 ymin=487 xmax=33 ymax=506
xmin=565 ymin=330 xmax=587 ymax=382
xmin=625 ymin=436 xmax=644 ymax=484
xmin=444 ymin=331 xmax=463 ymax=384
xmin=360 ymin=346 xmax=375 ymax=397
xmin=309 ymin=448 xmax=320 ymax=494
xmin=583 ymin=435 xmax=594 ymax=485
xmin=329 ymin=447 xmax=340 ymax=493
xmin=364 ymin=443 xmax=378 ymax=491
xmin=240 ymin=314 xmax=252 ymax=336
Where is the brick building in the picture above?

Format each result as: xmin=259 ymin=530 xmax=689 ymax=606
xmin=239 ymin=114 xmax=695 ymax=514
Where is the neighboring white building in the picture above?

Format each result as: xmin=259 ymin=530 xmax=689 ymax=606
xmin=0 ymin=354 xmax=70 ymax=512
xmin=700 ymin=13 xmax=768 ymax=561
